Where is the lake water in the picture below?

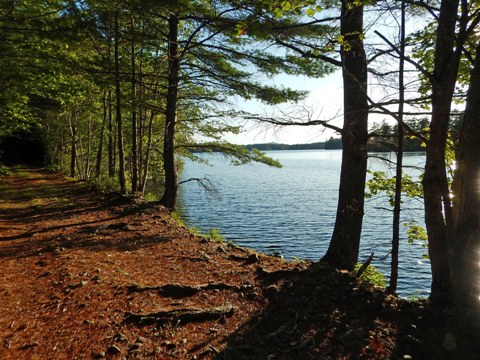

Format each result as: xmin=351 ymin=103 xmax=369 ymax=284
xmin=179 ymin=150 xmax=431 ymax=297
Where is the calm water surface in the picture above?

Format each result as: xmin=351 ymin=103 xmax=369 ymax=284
xmin=179 ymin=150 xmax=431 ymax=297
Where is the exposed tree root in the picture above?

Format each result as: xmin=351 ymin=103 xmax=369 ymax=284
xmin=126 ymin=282 xmax=251 ymax=297
xmin=124 ymin=305 xmax=235 ymax=326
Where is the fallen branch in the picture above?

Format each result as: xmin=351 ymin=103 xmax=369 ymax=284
xmin=124 ymin=305 xmax=235 ymax=326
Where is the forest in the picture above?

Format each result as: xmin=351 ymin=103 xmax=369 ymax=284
xmin=1 ymin=0 xmax=480 ymax=358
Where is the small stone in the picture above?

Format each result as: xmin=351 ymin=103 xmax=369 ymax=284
xmin=442 ymin=333 xmax=456 ymax=352
xmin=106 ymin=345 xmax=121 ymax=355
xmin=114 ymin=333 xmax=128 ymax=342
xmin=128 ymin=342 xmax=142 ymax=351
xmin=80 ymin=280 xmax=88 ymax=287
xmin=402 ymin=355 xmax=413 ymax=360
xmin=135 ymin=336 xmax=147 ymax=343
xmin=162 ymin=341 xmax=176 ymax=350
xmin=92 ymin=351 xmax=106 ymax=358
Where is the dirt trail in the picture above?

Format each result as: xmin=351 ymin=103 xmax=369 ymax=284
xmin=0 ymin=169 xmax=476 ymax=360
xmin=0 ymin=168 xmax=300 ymax=359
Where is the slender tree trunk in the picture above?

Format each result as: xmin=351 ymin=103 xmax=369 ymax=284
xmin=322 ymin=0 xmax=368 ymax=270
xmin=140 ymin=112 xmax=154 ymax=193
xmin=96 ymin=90 xmax=107 ymax=178
xmin=160 ymin=14 xmax=180 ymax=210
xmin=423 ymin=0 xmax=462 ymax=305
xmin=115 ymin=8 xmax=127 ymax=194
xmin=138 ymin=45 xmax=144 ymax=190
xmin=85 ymin=115 xmax=92 ymax=179
xmin=130 ymin=16 xmax=138 ymax=193
xmin=388 ymin=0 xmax=406 ymax=293
xmin=107 ymin=89 xmax=115 ymax=177
xmin=450 ymin=42 xmax=480 ymax=310
xmin=69 ymin=113 xmax=77 ymax=178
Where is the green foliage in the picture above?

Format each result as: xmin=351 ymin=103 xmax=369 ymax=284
xmin=354 ymin=263 xmax=386 ymax=287
xmin=366 ymin=171 xmax=423 ymax=206
xmin=86 ymin=177 xmax=121 ymax=194
xmin=0 ymin=164 xmax=11 ymax=176
xmin=404 ymin=221 xmax=429 ymax=258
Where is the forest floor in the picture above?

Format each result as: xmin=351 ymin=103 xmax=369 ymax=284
xmin=0 ymin=168 xmax=479 ymax=360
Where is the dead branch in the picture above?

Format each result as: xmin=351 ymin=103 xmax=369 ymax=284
xmin=355 ymin=252 xmax=374 ymax=278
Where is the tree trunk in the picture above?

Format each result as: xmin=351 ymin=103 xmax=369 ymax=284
xmin=423 ymin=0 xmax=462 ymax=305
xmin=322 ymin=0 xmax=368 ymax=270
xmin=69 ymin=113 xmax=77 ymax=178
xmin=450 ymin=42 xmax=480 ymax=310
xmin=159 ymin=14 xmax=180 ymax=210
xmin=140 ymin=112 xmax=154 ymax=193
xmin=130 ymin=16 xmax=138 ymax=193
xmin=107 ymin=89 xmax=115 ymax=177
xmin=96 ymin=90 xmax=107 ymax=178
xmin=114 ymin=8 xmax=127 ymax=194
xmin=388 ymin=0 xmax=406 ymax=294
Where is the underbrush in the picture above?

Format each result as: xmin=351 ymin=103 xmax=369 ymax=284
xmin=354 ymin=263 xmax=386 ymax=287
xmin=0 ymin=164 xmax=11 ymax=176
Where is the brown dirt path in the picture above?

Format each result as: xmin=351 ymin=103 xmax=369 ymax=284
xmin=0 ymin=168 xmax=476 ymax=360
xmin=0 ymin=168 xmax=302 ymax=359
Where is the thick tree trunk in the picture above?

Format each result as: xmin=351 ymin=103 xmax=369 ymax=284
xmin=423 ymin=0 xmax=461 ymax=305
xmin=322 ymin=0 xmax=368 ymax=270
xmin=159 ymin=14 xmax=180 ymax=210
xmin=450 ymin=42 xmax=480 ymax=310
xmin=114 ymin=9 xmax=127 ymax=194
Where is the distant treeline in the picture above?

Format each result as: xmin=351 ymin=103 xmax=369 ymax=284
xmin=190 ymin=132 xmax=429 ymax=153
xmin=244 ymin=142 xmax=326 ymax=151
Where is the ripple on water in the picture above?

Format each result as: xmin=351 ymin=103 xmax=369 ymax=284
xmin=180 ymin=150 xmax=431 ymax=297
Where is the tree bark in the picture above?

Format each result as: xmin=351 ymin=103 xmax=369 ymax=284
xmin=130 ymin=16 xmax=138 ymax=193
xmin=69 ymin=112 xmax=77 ymax=178
xmin=95 ymin=89 xmax=107 ymax=178
xmin=450 ymin=42 xmax=480 ymax=310
xmin=159 ymin=14 xmax=180 ymax=210
xmin=388 ymin=0 xmax=406 ymax=294
xmin=114 ymin=8 xmax=127 ymax=194
xmin=322 ymin=0 xmax=368 ymax=270
xmin=423 ymin=0 xmax=462 ymax=304
xmin=107 ymin=89 xmax=115 ymax=177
